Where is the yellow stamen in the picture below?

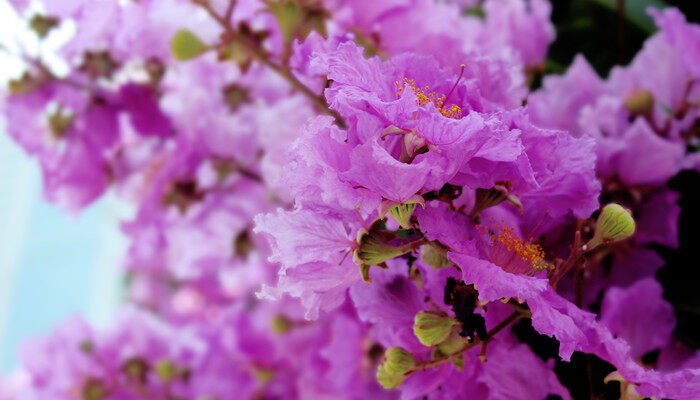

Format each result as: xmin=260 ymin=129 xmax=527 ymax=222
xmin=476 ymin=221 xmax=553 ymax=272
xmin=395 ymin=77 xmax=462 ymax=119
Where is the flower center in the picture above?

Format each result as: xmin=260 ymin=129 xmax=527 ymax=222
xmin=394 ymin=78 xmax=462 ymax=119
xmin=476 ymin=220 xmax=553 ymax=276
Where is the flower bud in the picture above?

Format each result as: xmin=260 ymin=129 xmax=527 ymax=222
xmin=155 ymin=360 xmax=177 ymax=382
xmin=420 ymin=242 xmax=451 ymax=269
xmin=413 ymin=310 xmax=457 ymax=346
xmin=376 ymin=364 xmax=406 ymax=389
xmin=121 ymin=357 xmax=149 ymax=383
xmin=79 ymin=340 xmax=94 ymax=354
xmin=586 ymin=203 xmax=635 ymax=250
xmin=378 ymin=195 xmax=425 ymax=229
xmin=254 ymin=368 xmax=274 ymax=384
xmin=624 ymin=88 xmax=654 ymax=115
xmin=436 ymin=332 xmax=464 ymax=355
xmin=353 ymin=228 xmax=409 ymax=283
xmin=382 ymin=347 xmax=416 ymax=374
xmin=272 ymin=314 xmax=293 ymax=334
xmin=82 ymin=378 xmax=108 ymax=400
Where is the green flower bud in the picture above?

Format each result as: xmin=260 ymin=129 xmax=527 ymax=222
xmin=82 ymin=378 xmax=108 ymax=400
xmin=378 ymin=196 xmax=425 ymax=229
xmin=79 ymin=340 xmax=94 ymax=354
xmin=433 ymin=346 xmax=465 ymax=371
xmin=436 ymin=332 xmax=464 ymax=355
xmin=171 ymin=29 xmax=209 ymax=61
xmin=420 ymin=242 xmax=451 ymax=269
xmin=121 ymin=357 xmax=149 ymax=383
xmin=432 ymin=332 xmax=465 ymax=371
xmin=388 ymin=203 xmax=417 ymax=229
xmin=382 ymin=347 xmax=416 ymax=374
xmin=353 ymin=228 xmax=408 ymax=283
xmin=376 ymin=363 xmax=405 ymax=389
xmin=413 ymin=310 xmax=457 ymax=346
xmin=624 ymin=88 xmax=654 ymax=115
xmin=254 ymin=368 xmax=275 ymax=384
xmin=155 ymin=360 xmax=177 ymax=382
xmin=272 ymin=314 xmax=293 ymax=334
xmin=586 ymin=203 xmax=636 ymax=250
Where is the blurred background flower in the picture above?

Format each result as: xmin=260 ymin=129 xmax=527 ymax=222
xmin=0 ymin=0 xmax=127 ymax=372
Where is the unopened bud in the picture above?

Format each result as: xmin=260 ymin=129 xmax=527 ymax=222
xmin=382 ymin=347 xmax=416 ymax=374
xmin=420 ymin=242 xmax=451 ymax=269
xmin=586 ymin=203 xmax=635 ymax=250
xmin=413 ymin=310 xmax=457 ymax=346
xmin=376 ymin=363 xmax=406 ymax=389
xmin=254 ymin=368 xmax=274 ymax=384
xmin=436 ymin=332 xmax=464 ymax=355
xmin=155 ymin=360 xmax=176 ymax=382
xmin=353 ymin=228 xmax=408 ymax=283
xmin=79 ymin=340 xmax=94 ymax=354
xmin=430 ymin=332 xmax=465 ymax=370
xmin=82 ymin=378 xmax=108 ymax=400
xmin=272 ymin=314 xmax=293 ymax=334
xmin=121 ymin=357 xmax=149 ymax=383
xmin=388 ymin=203 xmax=417 ymax=229
xmin=468 ymin=182 xmax=521 ymax=219
xmin=378 ymin=195 xmax=425 ymax=229
xmin=624 ymin=88 xmax=654 ymax=115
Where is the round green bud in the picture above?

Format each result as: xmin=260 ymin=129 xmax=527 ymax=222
xmin=376 ymin=363 xmax=405 ymax=389
xmin=586 ymin=203 xmax=636 ymax=250
xmin=82 ymin=378 xmax=108 ymax=400
xmin=121 ymin=357 xmax=149 ymax=383
xmin=382 ymin=347 xmax=416 ymax=374
xmin=155 ymin=360 xmax=177 ymax=382
xmin=624 ymin=88 xmax=654 ymax=115
xmin=272 ymin=314 xmax=293 ymax=334
xmin=413 ymin=310 xmax=457 ymax=346
xmin=79 ymin=340 xmax=94 ymax=354
xmin=436 ymin=332 xmax=464 ymax=355
xmin=420 ymin=242 xmax=451 ymax=269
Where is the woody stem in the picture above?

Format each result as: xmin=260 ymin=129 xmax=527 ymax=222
xmin=193 ymin=0 xmax=347 ymax=128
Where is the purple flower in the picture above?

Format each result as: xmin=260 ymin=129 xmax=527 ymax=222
xmin=600 ymin=278 xmax=676 ymax=360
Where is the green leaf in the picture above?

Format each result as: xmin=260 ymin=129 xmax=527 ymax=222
xmin=171 ymin=29 xmax=209 ymax=61
xmin=587 ymin=0 xmax=669 ymax=33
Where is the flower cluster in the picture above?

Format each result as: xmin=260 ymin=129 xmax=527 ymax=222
xmin=1 ymin=0 xmax=699 ymax=399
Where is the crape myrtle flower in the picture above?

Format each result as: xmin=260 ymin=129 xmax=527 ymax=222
xmin=257 ymin=39 xmax=599 ymax=316
xmin=9 ymin=302 xmax=389 ymax=400
xmin=528 ymin=7 xmax=699 ymax=318
xmin=329 ymin=0 xmax=554 ymax=70
xmin=3 ymin=0 xmax=700 ymax=399
xmin=257 ymin=34 xmax=700 ymax=397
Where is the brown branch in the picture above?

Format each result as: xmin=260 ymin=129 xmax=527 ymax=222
xmin=407 ymin=310 xmax=524 ymax=373
xmin=194 ymin=0 xmax=347 ymax=129
xmin=224 ymin=0 xmax=237 ymax=23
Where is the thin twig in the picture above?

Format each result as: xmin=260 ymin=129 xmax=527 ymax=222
xmin=224 ymin=0 xmax=237 ymax=23
xmin=407 ymin=310 xmax=524 ymax=373
xmin=194 ymin=0 xmax=346 ymax=128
